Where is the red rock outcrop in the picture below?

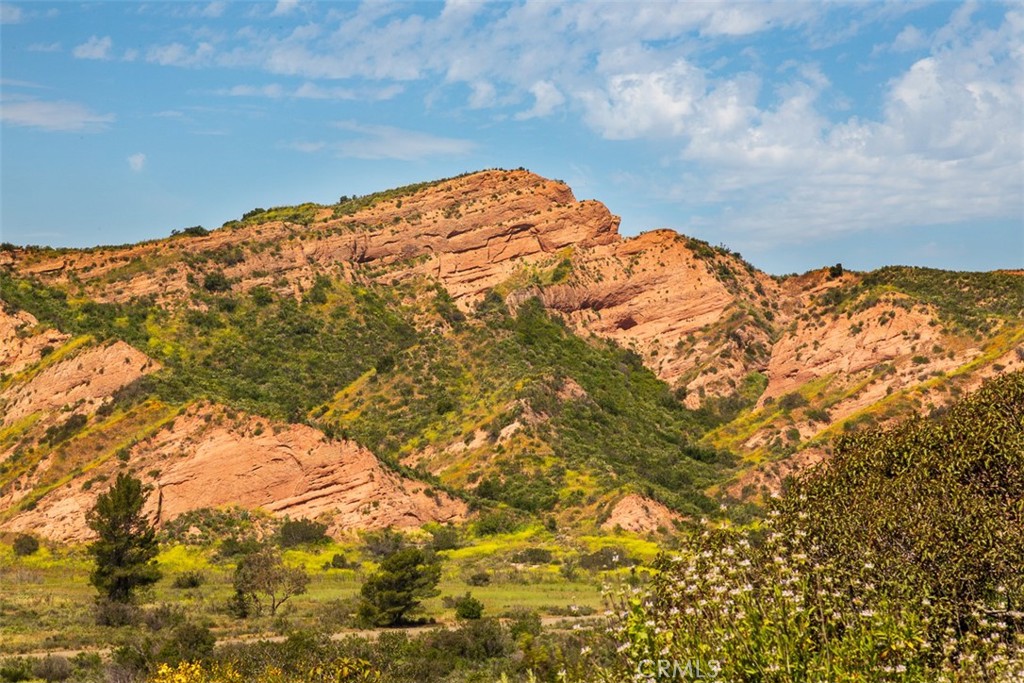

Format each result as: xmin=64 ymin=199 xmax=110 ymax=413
xmin=601 ymin=494 xmax=683 ymax=533
xmin=3 ymin=403 xmax=467 ymax=542
xmin=0 ymin=306 xmax=69 ymax=377
xmin=3 ymin=169 xmax=1018 ymax=508
xmin=1 ymin=340 xmax=158 ymax=428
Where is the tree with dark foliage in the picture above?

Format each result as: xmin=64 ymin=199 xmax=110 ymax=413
xmin=87 ymin=473 xmax=161 ymax=604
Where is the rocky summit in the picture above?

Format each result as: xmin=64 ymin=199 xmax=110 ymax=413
xmin=2 ymin=169 xmax=1021 ymax=541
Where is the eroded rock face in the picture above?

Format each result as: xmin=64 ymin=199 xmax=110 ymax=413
xmin=1 ymin=340 xmax=159 ymax=428
xmin=4 ymin=404 xmax=467 ymax=542
xmin=3 ymin=171 xmax=770 ymax=398
xmin=0 ymin=307 xmax=70 ymax=377
xmin=601 ymin=494 xmax=682 ymax=534
xmin=3 ymin=168 xmax=1018 ymax=510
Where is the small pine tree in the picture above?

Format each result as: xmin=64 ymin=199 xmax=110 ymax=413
xmin=87 ymin=473 xmax=161 ymax=604
xmin=358 ymin=548 xmax=441 ymax=627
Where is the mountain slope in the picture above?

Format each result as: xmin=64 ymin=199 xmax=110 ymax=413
xmin=1 ymin=169 xmax=1020 ymax=540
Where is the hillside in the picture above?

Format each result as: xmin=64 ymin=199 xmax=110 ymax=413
xmin=1 ymin=169 xmax=1021 ymax=541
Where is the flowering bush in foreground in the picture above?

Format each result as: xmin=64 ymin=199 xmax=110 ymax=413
xmin=580 ymin=372 xmax=1024 ymax=682
xmin=591 ymin=519 xmax=1023 ymax=682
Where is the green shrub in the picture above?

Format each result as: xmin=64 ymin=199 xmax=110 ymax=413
xmin=506 ymin=607 xmax=542 ymax=640
xmin=172 ymin=571 xmax=204 ymax=589
xmin=777 ymin=392 xmax=809 ymax=411
xmin=322 ymin=553 xmax=357 ymax=571
xmin=453 ymin=593 xmax=484 ymax=620
xmin=426 ymin=523 xmax=461 ymax=551
xmin=588 ymin=372 xmax=1024 ymax=683
xmin=12 ymin=533 xmax=39 ymax=557
xmin=202 ymin=271 xmax=231 ymax=292
xmin=474 ymin=510 xmax=520 ymax=536
xmin=466 ymin=571 xmax=491 ymax=587
xmin=0 ymin=657 xmax=32 ymax=683
xmin=578 ymin=547 xmax=635 ymax=571
xmin=278 ymin=519 xmax=329 ymax=548
xmin=510 ymin=547 xmax=553 ymax=565
xmin=157 ymin=622 xmax=216 ymax=666
xmin=360 ymin=527 xmax=406 ymax=558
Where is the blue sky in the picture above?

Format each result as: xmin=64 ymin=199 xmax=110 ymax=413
xmin=1 ymin=1 xmax=1021 ymax=274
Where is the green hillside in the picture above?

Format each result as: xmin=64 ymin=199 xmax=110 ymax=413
xmin=0 ymin=270 xmax=736 ymax=523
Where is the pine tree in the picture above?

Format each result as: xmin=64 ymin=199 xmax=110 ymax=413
xmin=87 ymin=472 xmax=161 ymax=604
xmin=358 ymin=547 xmax=441 ymax=626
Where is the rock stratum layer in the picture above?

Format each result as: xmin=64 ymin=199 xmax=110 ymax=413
xmin=2 ymin=169 xmax=1020 ymax=539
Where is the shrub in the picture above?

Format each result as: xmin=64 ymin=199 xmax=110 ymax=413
xmin=453 ymin=593 xmax=484 ymax=620
xmin=510 ymin=547 xmax=553 ymax=565
xmin=0 ymin=657 xmax=32 ymax=683
xmin=218 ymin=536 xmax=261 ymax=560
xmin=474 ymin=510 xmax=520 ymax=536
xmin=322 ymin=553 xmax=358 ymax=571
xmin=422 ymin=618 xmax=511 ymax=663
xmin=278 ymin=519 xmax=329 ymax=548
xmin=777 ymin=392 xmax=809 ymax=411
xmin=94 ymin=598 xmax=139 ymax=627
xmin=466 ymin=571 xmax=491 ymax=586
xmin=587 ymin=372 xmax=1024 ymax=683
xmin=426 ymin=523 xmax=461 ymax=551
xmin=157 ymin=622 xmax=216 ymax=666
xmin=33 ymin=656 xmax=71 ymax=683
xmin=203 ymin=271 xmax=231 ymax=292
xmin=172 ymin=571 xmax=205 ymax=589
xmin=506 ymin=607 xmax=542 ymax=640
xmin=578 ymin=547 xmax=635 ymax=571
xmin=12 ymin=534 xmax=39 ymax=557
xmin=360 ymin=527 xmax=406 ymax=558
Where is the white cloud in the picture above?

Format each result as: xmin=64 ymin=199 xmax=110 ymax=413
xmin=271 ymin=0 xmax=299 ymax=17
xmin=0 ymin=96 xmax=114 ymax=132
xmin=669 ymin=10 xmax=1024 ymax=245
xmin=146 ymin=42 xmax=215 ymax=67
xmin=28 ymin=42 xmax=61 ymax=52
xmin=0 ymin=78 xmax=47 ymax=88
xmin=73 ymin=35 xmax=113 ymax=60
xmin=0 ymin=3 xmax=22 ymax=24
xmin=579 ymin=60 xmax=713 ymax=139
xmin=222 ymin=83 xmax=286 ymax=98
xmin=467 ymin=81 xmax=496 ymax=109
xmin=332 ymin=121 xmax=474 ymax=160
xmin=218 ymin=82 xmax=402 ymax=101
xmin=891 ymin=25 xmax=928 ymax=52
xmin=283 ymin=140 xmax=327 ymax=153
xmin=515 ymin=81 xmax=565 ymax=120
xmin=127 ymin=153 xmax=146 ymax=172
xmin=201 ymin=2 xmax=227 ymax=18
xmin=66 ymin=1 xmax=1022 ymax=248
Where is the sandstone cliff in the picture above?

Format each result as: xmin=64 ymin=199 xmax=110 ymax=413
xmin=3 ymin=168 xmax=1019 ymax=516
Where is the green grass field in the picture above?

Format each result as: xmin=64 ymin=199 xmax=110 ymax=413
xmin=0 ymin=528 xmax=634 ymax=656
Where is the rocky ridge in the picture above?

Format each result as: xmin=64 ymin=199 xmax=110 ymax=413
xmin=2 ymin=169 xmax=1020 ymax=537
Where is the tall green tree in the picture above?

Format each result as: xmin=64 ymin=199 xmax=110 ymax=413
xmin=87 ymin=472 xmax=161 ymax=604
xmin=358 ymin=547 xmax=441 ymax=627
